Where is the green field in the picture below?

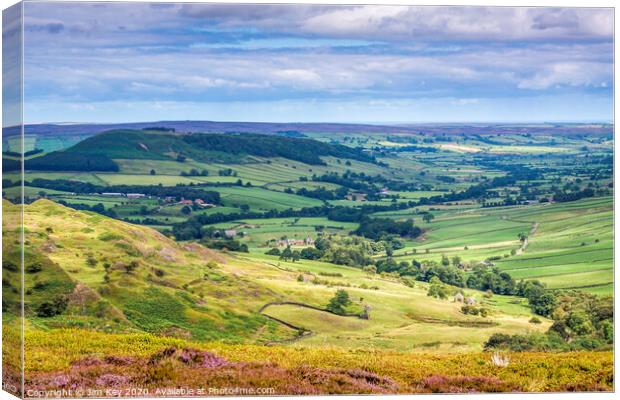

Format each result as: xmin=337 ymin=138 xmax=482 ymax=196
xmin=383 ymin=197 xmax=613 ymax=295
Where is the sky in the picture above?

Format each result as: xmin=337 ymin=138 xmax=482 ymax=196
xmin=16 ymin=2 xmax=615 ymax=124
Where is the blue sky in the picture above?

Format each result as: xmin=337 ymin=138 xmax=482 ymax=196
xmin=20 ymin=3 xmax=614 ymax=124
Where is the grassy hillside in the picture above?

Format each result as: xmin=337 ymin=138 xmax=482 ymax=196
xmin=4 ymin=199 xmax=551 ymax=353
xmin=24 ymin=129 xmax=375 ymax=172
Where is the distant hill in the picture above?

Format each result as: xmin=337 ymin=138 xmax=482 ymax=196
xmin=19 ymin=129 xmax=375 ymax=171
xmin=4 ymin=120 xmax=612 ymax=138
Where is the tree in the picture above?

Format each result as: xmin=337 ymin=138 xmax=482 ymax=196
xmin=530 ymin=292 xmax=556 ymax=317
xmin=423 ymin=213 xmax=435 ymax=223
xmin=279 ymin=246 xmax=293 ymax=261
xmin=427 ymin=276 xmax=449 ymax=299
xmin=441 ymin=254 xmax=450 ymax=266
xmin=300 ymin=247 xmax=322 ymax=260
xmin=566 ymin=311 xmax=594 ymax=336
xmin=181 ymin=205 xmax=192 ymax=215
xmin=518 ymin=232 xmax=528 ymax=243
xmin=451 ymin=255 xmax=462 ymax=267
xmin=326 ymin=289 xmax=351 ymax=315
xmin=150 ymin=169 xmax=156 ymax=175
xmin=291 ymin=250 xmax=301 ymax=262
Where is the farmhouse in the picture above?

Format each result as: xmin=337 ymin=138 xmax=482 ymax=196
xmin=276 ymin=236 xmax=315 ymax=247
xmin=347 ymin=192 xmax=367 ymax=201
xmin=224 ymin=229 xmax=237 ymax=238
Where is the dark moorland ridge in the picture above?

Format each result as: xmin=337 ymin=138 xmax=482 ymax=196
xmin=3 ymin=120 xmax=613 ymax=138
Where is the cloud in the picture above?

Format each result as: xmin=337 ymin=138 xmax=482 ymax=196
xmin=517 ymin=62 xmax=612 ymax=90
xmin=18 ymin=3 xmax=614 ymax=123
xmin=299 ymin=6 xmax=614 ymax=42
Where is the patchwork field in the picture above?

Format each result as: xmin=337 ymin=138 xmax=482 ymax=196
xmin=385 ymin=197 xmax=613 ymax=295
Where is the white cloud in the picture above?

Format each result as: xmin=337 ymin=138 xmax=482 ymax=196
xmin=518 ymin=62 xmax=611 ymax=90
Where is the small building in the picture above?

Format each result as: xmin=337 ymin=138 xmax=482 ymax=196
xmin=126 ymin=193 xmax=145 ymax=199
xmin=179 ymin=199 xmax=193 ymax=205
xmin=348 ymin=192 xmax=367 ymax=201
xmin=454 ymin=293 xmax=464 ymax=303
xmin=224 ymin=229 xmax=237 ymax=238
xmin=101 ymin=192 xmax=123 ymax=197
xmin=164 ymin=196 xmax=175 ymax=203
xmin=465 ymin=296 xmax=476 ymax=306
xmin=305 ymin=237 xmax=315 ymax=245
xmin=194 ymin=199 xmax=205 ymax=205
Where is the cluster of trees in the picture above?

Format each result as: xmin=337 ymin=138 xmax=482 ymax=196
xmin=312 ymin=171 xmax=382 ymax=192
xmin=354 ymin=217 xmax=421 ymax=240
xmin=466 ymin=266 xmax=516 ymax=295
xmin=218 ymin=168 xmax=237 ymax=176
xmin=292 ymin=186 xmax=349 ymax=201
xmin=13 ymin=153 xmax=120 ymax=172
xmin=426 ymin=276 xmax=450 ymax=299
xmin=57 ymin=200 xmax=118 ymax=218
xmin=180 ymin=169 xmax=209 ymax=177
xmin=513 ymin=280 xmax=555 ymax=316
xmin=485 ymin=291 xmax=612 ymax=351
xmin=267 ymin=235 xmax=381 ymax=268
xmin=387 ymin=145 xmax=438 ymax=153
xmin=26 ymin=179 xmax=221 ymax=204
xmin=200 ymin=238 xmax=248 ymax=253
xmin=553 ymin=188 xmax=596 ymax=203
xmin=183 ymin=133 xmax=374 ymax=165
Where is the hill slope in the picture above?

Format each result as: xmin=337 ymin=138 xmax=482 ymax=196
xmin=3 ymin=199 xmax=551 ymax=354
xmin=22 ymin=129 xmax=375 ymax=171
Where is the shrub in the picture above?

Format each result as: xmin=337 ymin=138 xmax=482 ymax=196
xmin=36 ymin=295 xmax=68 ymax=317
xmin=26 ymin=263 xmax=43 ymax=273
xmin=265 ymin=248 xmax=281 ymax=256
xmin=3 ymin=260 xmax=18 ymax=272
